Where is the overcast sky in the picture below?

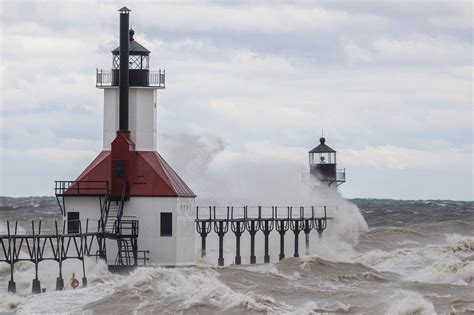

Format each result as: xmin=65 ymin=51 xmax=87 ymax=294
xmin=0 ymin=0 xmax=472 ymax=200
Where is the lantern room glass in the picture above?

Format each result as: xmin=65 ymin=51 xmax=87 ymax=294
xmin=112 ymin=55 xmax=149 ymax=70
xmin=309 ymin=152 xmax=336 ymax=165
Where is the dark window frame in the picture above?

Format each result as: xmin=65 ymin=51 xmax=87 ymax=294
xmin=160 ymin=212 xmax=173 ymax=237
xmin=114 ymin=161 xmax=125 ymax=178
xmin=67 ymin=212 xmax=80 ymax=234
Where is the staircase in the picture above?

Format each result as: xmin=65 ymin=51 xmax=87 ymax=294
xmin=104 ymin=201 xmax=121 ymax=233
xmin=115 ymin=238 xmax=136 ymax=266
xmin=101 ymin=183 xmax=128 ymax=234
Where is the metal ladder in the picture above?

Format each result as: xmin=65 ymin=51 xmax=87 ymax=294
xmin=104 ymin=201 xmax=120 ymax=233
xmin=115 ymin=238 xmax=135 ymax=265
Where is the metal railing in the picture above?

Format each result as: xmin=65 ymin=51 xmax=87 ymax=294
xmin=95 ymin=69 xmax=113 ymax=87
xmin=196 ymin=206 xmax=330 ymax=222
xmin=136 ymin=250 xmax=150 ymax=266
xmin=55 ymin=181 xmax=109 ymax=196
xmin=149 ymin=70 xmax=165 ymax=87
xmin=113 ymin=219 xmax=139 ymax=237
xmin=301 ymin=169 xmax=346 ymax=183
xmin=336 ymin=169 xmax=346 ymax=182
xmin=95 ymin=69 xmax=165 ymax=88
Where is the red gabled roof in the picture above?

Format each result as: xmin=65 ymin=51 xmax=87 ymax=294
xmin=72 ymin=150 xmax=195 ymax=197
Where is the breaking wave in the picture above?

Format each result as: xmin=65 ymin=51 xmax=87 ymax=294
xmin=0 ymin=198 xmax=472 ymax=313
xmin=356 ymin=233 xmax=474 ymax=286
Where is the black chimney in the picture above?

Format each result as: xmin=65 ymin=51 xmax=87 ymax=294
xmin=118 ymin=7 xmax=130 ymax=132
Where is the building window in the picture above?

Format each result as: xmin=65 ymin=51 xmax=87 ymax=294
xmin=114 ymin=161 xmax=125 ymax=178
xmin=67 ymin=212 xmax=80 ymax=234
xmin=160 ymin=212 xmax=172 ymax=236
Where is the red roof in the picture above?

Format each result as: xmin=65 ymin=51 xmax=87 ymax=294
xmin=73 ymin=150 xmax=195 ymax=197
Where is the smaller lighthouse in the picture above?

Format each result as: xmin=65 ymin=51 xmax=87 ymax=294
xmin=307 ymin=137 xmax=345 ymax=189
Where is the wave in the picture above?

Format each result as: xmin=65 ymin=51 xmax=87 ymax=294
xmin=87 ymin=267 xmax=297 ymax=314
xmin=0 ymin=257 xmax=114 ymax=314
xmin=445 ymin=234 xmax=474 ymax=253
xmin=274 ymin=256 xmax=391 ymax=285
xmin=0 ymin=294 xmax=22 ymax=314
xmin=365 ymin=226 xmax=428 ymax=238
xmin=356 ymin=233 xmax=474 ymax=286
xmin=385 ymin=290 xmax=436 ymax=315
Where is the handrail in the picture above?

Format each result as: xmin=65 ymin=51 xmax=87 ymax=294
xmin=196 ymin=205 xmax=328 ymax=222
xmin=117 ymin=182 xmax=128 ymax=227
xmin=301 ymin=170 xmax=346 ymax=183
xmin=55 ymin=181 xmax=109 ymax=216
xmin=114 ymin=220 xmax=139 ymax=237
xmin=96 ymin=69 xmax=165 ymax=88
xmin=55 ymin=181 xmax=109 ymax=195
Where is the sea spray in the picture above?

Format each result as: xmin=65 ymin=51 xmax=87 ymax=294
xmin=88 ymin=267 xmax=295 ymax=314
xmin=356 ymin=233 xmax=474 ymax=286
xmin=385 ymin=290 xmax=437 ymax=315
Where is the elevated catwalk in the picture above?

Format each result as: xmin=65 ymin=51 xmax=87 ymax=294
xmin=196 ymin=206 xmax=330 ymax=266
xmin=0 ymin=205 xmax=330 ymax=294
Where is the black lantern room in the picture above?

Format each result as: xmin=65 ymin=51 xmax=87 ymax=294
xmin=96 ymin=11 xmax=165 ymax=90
xmin=308 ymin=137 xmax=345 ymax=186
xmin=111 ymin=29 xmax=150 ymax=86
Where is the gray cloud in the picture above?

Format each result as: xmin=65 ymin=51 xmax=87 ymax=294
xmin=0 ymin=1 xmax=472 ymax=199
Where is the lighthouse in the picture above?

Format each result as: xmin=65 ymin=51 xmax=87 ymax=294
xmin=306 ymin=137 xmax=346 ymax=189
xmin=55 ymin=7 xmax=196 ymax=266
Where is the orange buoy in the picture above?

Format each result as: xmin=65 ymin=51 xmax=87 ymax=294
xmin=70 ymin=273 xmax=79 ymax=289
xmin=71 ymin=278 xmax=79 ymax=289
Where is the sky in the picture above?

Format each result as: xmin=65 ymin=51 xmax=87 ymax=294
xmin=0 ymin=0 xmax=472 ymax=200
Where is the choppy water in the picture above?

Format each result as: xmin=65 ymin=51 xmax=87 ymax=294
xmin=0 ymin=197 xmax=473 ymax=314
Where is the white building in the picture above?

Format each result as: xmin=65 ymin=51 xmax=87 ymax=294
xmin=56 ymin=7 xmax=195 ymax=267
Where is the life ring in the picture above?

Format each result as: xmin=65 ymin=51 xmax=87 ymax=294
xmin=71 ymin=278 xmax=79 ymax=289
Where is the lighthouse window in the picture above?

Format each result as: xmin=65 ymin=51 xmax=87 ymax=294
xmin=160 ymin=212 xmax=173 ymax=236
xmin=114 ymin=161 xmax=125 ymax=178
xmin=129 ymin=55 xmax=142 ymax=69
xmin=142 ymin=56 xmax=149 ymax=69
xmin=112 ymin=55 xmax=120 ymax=69
xmin=67 ymin=212 xmax=80 ymax=234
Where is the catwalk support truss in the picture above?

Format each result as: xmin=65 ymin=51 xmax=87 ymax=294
xmin=196 ymin=206 xmax=331 ymax=266
xmin=0 ymin=218 xmax=146 ymax=294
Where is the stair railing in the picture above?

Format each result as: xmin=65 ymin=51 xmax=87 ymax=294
xmin=114 ymin=182 xmax=129 ymax=234
xmin=99 ymin=188 xmax=111 ymax=233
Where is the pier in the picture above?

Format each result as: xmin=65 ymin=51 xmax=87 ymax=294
xmin=196 ymin=206 xmax=330 ymax=266
xmin=0 ymin=217 xmax=147 ymax=294
xmin=1 ymin=204 xmax=330 ymax=293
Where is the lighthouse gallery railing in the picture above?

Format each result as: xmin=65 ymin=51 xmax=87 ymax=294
xmin=96 ymin=69 xmax=165 ymax=88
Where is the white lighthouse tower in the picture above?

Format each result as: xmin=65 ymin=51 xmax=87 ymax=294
xmin=56 ymin=7 xmax=196 ymax=267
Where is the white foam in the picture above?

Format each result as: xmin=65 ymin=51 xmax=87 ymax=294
xmin=356 ymin=233 xmax=474 ymax=285
xmin=0 ymin=257 xmax=116 ymax=313
xmin=385 ymin=290 xmax=436 ymax=315
xmin=16 ymin=284 xmax=113 ymax=314
xmin=111 ymin=267 xmax=296 ymax=313
xmin=299 ymin=300 xmax=352 ymax=313
xmin=0 ymin=293 xmax=22 ymax=313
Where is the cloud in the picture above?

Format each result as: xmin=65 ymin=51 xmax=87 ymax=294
xmin=342 ymin=145 xmax=472 ymax=170
xmin=136 ymin=4 xmax=350 ymax=34
xmin=2 ymin=147 xmax=97 ymax=169
xmin=0 ymin=1 xmax=472 ymax=199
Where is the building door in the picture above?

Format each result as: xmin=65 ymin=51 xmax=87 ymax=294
xmin=112 ymin=160 xmax=127 ymax=197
